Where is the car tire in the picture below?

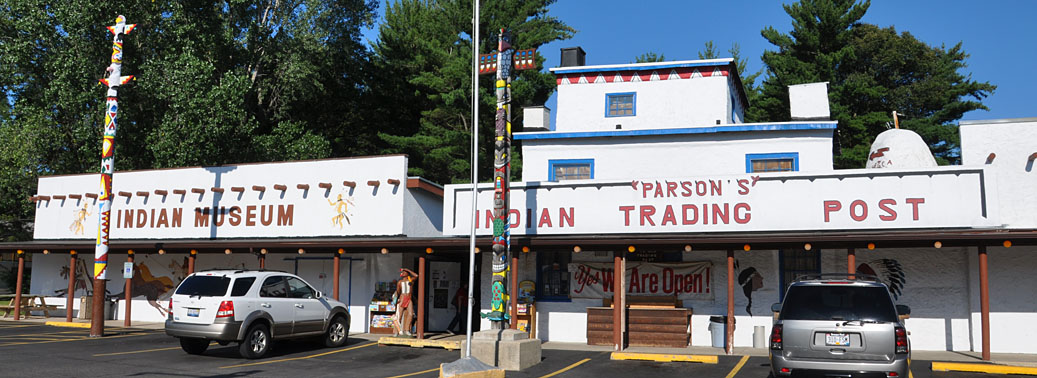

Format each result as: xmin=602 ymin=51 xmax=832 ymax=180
xmin=324 ymin=315 xmax=349 ymax=348
xmin=179 ymin=338 xmax=209 ymax=355
xmin=239 ymin=323 xmax=271 ymax=359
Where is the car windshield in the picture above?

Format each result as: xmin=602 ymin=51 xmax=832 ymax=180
xmin=780 ymin=285 xmax=897 ymax=322
xmin=175 ymin=275 xmax=231 ymax=297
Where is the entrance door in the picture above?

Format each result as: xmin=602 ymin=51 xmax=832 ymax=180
xmin=426 ymin=261 xmax=461 ymax=331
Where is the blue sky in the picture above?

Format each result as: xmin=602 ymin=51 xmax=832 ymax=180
xmin=362 ymin=0 xmax=1036 ymax=122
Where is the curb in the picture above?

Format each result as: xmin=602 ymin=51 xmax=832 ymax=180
xmin=379 ymin=336 xmax=462 ymax=350
xmin=931 ymin=362 xmax=1037 ymax=375
xmin=44 ymin=321 xmax=91 ymax=328
xmin=610 ymin=351 xmax=718 ymax=364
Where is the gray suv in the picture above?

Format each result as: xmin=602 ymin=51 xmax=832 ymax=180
xmin=165 ymin=270 xmax=350 ymax=359
xmin=769 ymin=274 xmax=910 ymax=378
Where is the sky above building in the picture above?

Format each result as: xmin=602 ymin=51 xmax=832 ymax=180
xmin=362 ymin=0 xmax=1036 ymax=123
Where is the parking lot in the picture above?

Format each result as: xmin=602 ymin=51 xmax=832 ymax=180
xmin=0 ymin=320 xmax=1012 ymax=377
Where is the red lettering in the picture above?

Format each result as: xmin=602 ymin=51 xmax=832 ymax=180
xmin=246 ymin=205 xmax=257 ymax=226
xmin=850 ymin=200 xmax=868 ymax=222
xmin=259 ymin=205 xmax=273 ymax=226
xmin=509 ymin=209 xmax=521 ymax=228
xmin=194 ymin=208 xmax=210 ymax=227
xmin=666 ymin=181 xmax=677 ymax=197
xmin=681 ymin=181 xmax=693 ymax=197
xmin=629 ymin=267 xmax=641 ymax=293
xmin=734 ymin=203 xmax=751 ymax=224
xmin=661 ymin=205 xmax=677 ymax=225
xmin=737 ymin=179 xmax=750 ymax=195
xmin=640 ymin=206 xmax=656 ymax=226
xmin=150 ymin=209 xmax=155 ymax=228
xmin=277 ymin=204 xmax=294 ymax=226
xmin=122 ymin=209 xmax=133 ymax=228
xmin=878 ymin=199 xmax=897 ymax=221
xmin=662 ymin=268 xmax=674 ymax=293
xmin=642 ymin=182 xmax=654 ymax=198
xmin=229 ymin=206 xmax=242 ymax=226
xmin=172 ymin=208 xmax=183 ymax=228
xmin=711 ymin=180 xmax=722 ymax=196
xmin=619 ymin=206 xmax=635 ymax=226
xmin=538 ymin=208 xmax=553 ymax=228
xmin=712 ymin=203 xmax=729 ymax=224
xmin=906 ymin=198 xmax=925 ymax=220
xmin=136 ymin=209 xmax=147 ymax=228
xmin=695 ymin=181 xmax=707 ymax=196
xmin=823 ymin=200 xmax=842 ymax=222
xmin=156 ymin=209 xmax=169 ymax=228
xmin=682 ymin=204 xmax=698 ymax=224
xmin=653 ymin=181 xmax=664 ymax=198
xmin=559 ymin=207 xmax=575 ymax=227
xmin=648 ymin=274 xmax=658 ymax=293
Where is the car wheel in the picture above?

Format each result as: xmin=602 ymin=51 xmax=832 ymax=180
xmin=239 ymin=323 xmax=271 ymax=359
xmin=179 ymin=338 xmax=209 ymax=355
xmin=324 ymin=315 xmax=349 ymax=348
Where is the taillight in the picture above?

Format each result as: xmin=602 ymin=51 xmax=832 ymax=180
xmin=894 ymin=326 xmax=908 ymax=354
xmin=216 ymin=300 xmax=235 ymax=318
xmin=770 ymin=324 xmax=783 ymax=350
xmin=168 ymin=298 xmax=173 ymax=312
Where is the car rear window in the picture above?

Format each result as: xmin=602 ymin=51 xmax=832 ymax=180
xmin=175 ymin=275 xmax=231 ymax=297
xmin=780 ymin=285 xmax=897 ymax=322
xmin=231 ymin=277 xmax=256 ymax=297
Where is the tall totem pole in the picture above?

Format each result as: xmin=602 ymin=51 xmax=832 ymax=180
xmin=478 ymin=30 xmax=536 ymax=328
xmin=92 ymin=15 xmax=135 ymax=337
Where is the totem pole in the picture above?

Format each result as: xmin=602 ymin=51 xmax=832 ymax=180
xmin=92 ymin=15 xmax=135 ymax=337
xmin=477 ymin=30 xmax=536 ymax=328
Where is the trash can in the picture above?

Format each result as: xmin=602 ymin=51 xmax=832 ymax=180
xmin=753 ymin=325 xmax=766 ymax=348
xmin=708 ymin=316 xmax=735 ymax=348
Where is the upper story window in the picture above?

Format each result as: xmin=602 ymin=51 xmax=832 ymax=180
xmin=549 ymin=159 xmax=594 ymax=181
xmin=606 ymin=92 xmax=635 ymax=117
xmin=746 ymin=153 xmax=799 ymax=173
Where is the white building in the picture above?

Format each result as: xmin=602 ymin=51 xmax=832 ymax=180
xmin=444 ymin=53 xmax=1037 ymax=354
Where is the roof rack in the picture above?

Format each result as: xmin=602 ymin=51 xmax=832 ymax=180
xmin=196 ymin=268 xmax=287 ymax=274
xmin=792 ymin=273 xmax=880 ymax=283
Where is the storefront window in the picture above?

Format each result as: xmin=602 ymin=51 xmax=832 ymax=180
xmin=536 ymin=251 xmax=571 ymax=301
xmin=779 ymin=248 xmax=820 ymax=300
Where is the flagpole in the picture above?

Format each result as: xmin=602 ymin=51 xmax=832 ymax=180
xmin=465 ymin=0 xmax=480 ymax=359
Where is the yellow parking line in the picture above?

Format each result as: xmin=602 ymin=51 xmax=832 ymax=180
xmin=385 ymin=367 xmax=439 ymax=378
xmin=220 ymin=342 xmax=374 ymax=369
xmin=725 ymin=355 xmax=750 ymax=378
xmin=0 ymin=324 xmax=41 ymax=329
xmin=0 ymin=332 xmax=142 ymax=347
xmin=94 ymin=343 xmax=217 ymax=357
xmin=539 ymin=357 xmax=592 ymax=378
xmin=932 ymin=362 xmax=1037 ymax=375
xmin=610 ymin=352 xmax=718 ymax=364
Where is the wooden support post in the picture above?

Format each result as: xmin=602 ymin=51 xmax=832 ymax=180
xmin=13 ymin=251 xmax=24 ymax=321
xmin=91 ymin=278 xmax=105 ymax=336
xmin=417 ymin=256 xmax=426 ymax=340
xmin=979 ymin=246 xmax=991 ymax=361
xmin=510 ymin=256 xmax=518 ymax=329
xmin=188 ymin=251 xmax=196 ymax=274
xmin=259 ymin=253 xmax=265 ymax=269
xmin=848 ymin=248 xmax=856 ymax=278
xmin=333 ymin=252 xmax=341 ymax=301
xmin=124 ymin=252 xmax=133 ymax=327
xmin=613 ymin=253 xmax=622 ymax=350
xmin=726 ymin=249 xmax=735 ymax=355
xmin=66 ymin=252 xmax=77 ymax=323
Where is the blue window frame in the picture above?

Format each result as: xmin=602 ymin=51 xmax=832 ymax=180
xmin=605 ymin=92 xmax=636 ymax=117
xmin=778 ymin=248 xmax=821 ymax=301
xmin=535 ymin=251 xmax=571 ymax=302
xmin=548 ymin=159 xmax=594 ymax=181
xmin=745 ymin=152 xmax=799 ymax=173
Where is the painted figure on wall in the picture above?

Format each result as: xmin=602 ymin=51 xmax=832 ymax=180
xmin=392 ymin=268 xmax=418 ymax=336
xmin=111 ymin=262 xmax=176 ymax=316
xmin=858 ymin=259 xmax=906 ymax=299
xmin=169 ymin=256 xmax=189 ymax=282
xmin=327 ymin=194 xmax=356 ymax=229
xmin=737 ymin=267 xmax=764 ymax=316
xmin=69 ymin=203 xmax=91 ymax=235
xmin=56 ymin=261 xmax=94 ymax=297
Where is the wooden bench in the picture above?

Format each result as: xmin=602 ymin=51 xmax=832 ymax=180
xmin=0 ymin=296 xmax=60 ymax=318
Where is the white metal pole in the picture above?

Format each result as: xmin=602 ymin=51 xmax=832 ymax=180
xmin=465 ymin=0 xmax=480 ymax=359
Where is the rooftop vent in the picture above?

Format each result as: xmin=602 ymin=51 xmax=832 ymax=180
xmin=560 ymin=47 xmax=586 ymax=67
xmin=789 ymin=82 xmax=830 ymax=121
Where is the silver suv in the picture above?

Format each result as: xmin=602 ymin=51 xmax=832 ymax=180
xmin=165 ymin=270 xmax=350 ymax=359
xmin=770 ymin=274 xmax=910 ymax=378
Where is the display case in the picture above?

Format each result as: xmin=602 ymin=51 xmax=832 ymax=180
xmin=369 ymin=281 xmax=396 ymax=334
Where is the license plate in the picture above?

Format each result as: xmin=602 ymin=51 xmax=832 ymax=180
xmin=826 ymin=333 xmax=850 ymax=346
xmin=187 ymin=308 xmax=199 ymax=317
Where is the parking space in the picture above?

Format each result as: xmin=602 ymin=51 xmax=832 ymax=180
xmin=0 ymin=321 xmax=1021 ymax=377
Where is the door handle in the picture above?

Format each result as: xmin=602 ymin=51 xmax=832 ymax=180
xmin=261 ymin=303 xmax=271 ymax=308
xmin=295 ymin=304 xmax=303 ymax=308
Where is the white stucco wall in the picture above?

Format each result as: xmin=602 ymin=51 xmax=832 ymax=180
xmin=960 ymin=118 xmax=1037 ymax=229
xmin=555 ymin=75 xmax=735 ymax=132
xmin=403 ymin=187 xmax=443 ymax=236
xmin=967 ymin=245 xmax=1037 ymax=353
xmin=518 ymin=128 xmax=835 ymax=181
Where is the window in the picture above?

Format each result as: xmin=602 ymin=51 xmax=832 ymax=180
xmin=779 ymin=248 xmax=820 ymax=300
xmin=536 ymin=251 xmax=571 ymax=301
xmin=260 ymin=276 xmax=287 ymax=298
xmin=549 ymin=159 xmax=594 ymax=181
xmin=286 ymin=277 xmax=316 ymax=299
xmin=175 ymin=276 xmax=230 ymax=297
xmin=606 ymin=92 xmax=635 ymax=117
xmin=231 ymin=277 xmax=256 ymax=297
xmin=746 ymin=152 xmax=799 ymax=173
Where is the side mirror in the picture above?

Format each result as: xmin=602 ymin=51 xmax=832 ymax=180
xmin=896 ymin=304 xmax=910 ymax=316
xmin=771 ymin=303 xmax=782 ymax=313
xmin=315 ymin=291 xmax=324 ymax=299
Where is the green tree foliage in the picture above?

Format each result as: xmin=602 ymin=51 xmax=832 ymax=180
xmin=371 ymin=0 xmax=574 ymax=184
xmin=634 ymin=52 xmax=665 ymax=63
xmin=755 ymin=0 xmax=994 ymax=167
xmin=0 ymin=0 xmax=376 ymax=240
